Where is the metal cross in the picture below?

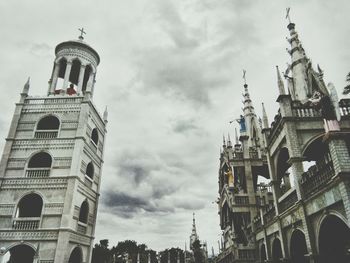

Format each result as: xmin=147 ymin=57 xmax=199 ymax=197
xmin=243 ymin=69 xmax=247 ymax=84
xmin=286 ymin=7 xmax=291 ymax=23
xmin=78 ymin=27 xmax=86 ymax=39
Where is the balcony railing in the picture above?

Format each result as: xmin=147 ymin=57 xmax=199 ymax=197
xmin=26 ymin=168 xmax=50 ymax=178
xmin=232 ymin=151 xmax=243 ymax=160
xmin=301 ymin=161 xmax=335 ymax=196
xmin=234 ymin=196 xmax=249 ymax=205
xmin=34 ymin=130 xmax=58 ymax=139
xmin=279 ymin=190 xmax=298 ymax=213
xmin=263 ymin=206 xmax=276 ymax=224
xmin=291 ymin=101 xmax=322 ymax=118
xmin=238 ymin=249 xmax=256 ymax=260
xmin=249 ymin=149 xmax=258 ymax=159
xmin=12 ymin=217 xmax=40 ymax=230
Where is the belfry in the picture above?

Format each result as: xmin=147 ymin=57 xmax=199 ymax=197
xmin=0 ymin=31 xmax=107 ymax=262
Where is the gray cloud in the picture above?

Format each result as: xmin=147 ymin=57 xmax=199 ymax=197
xmin=171 ymin=118 xmax=200 ymax=134
xmin=29 ymin=43 xmax=51 ymax=57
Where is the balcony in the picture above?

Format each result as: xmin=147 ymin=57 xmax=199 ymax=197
xmin=234 ymin=195 xmax=249 ymax=205
xmin=12 ymin=217 xmax=40 ymax=230
xmin=238 ymin=249 xmax=256 ymax=260
xmin=301 ymin=161 xmax=335 ymax=197
xmin=25 ymin=168 xmax=50 ymax=178
xmin=279 ymin=189 xmax=298 ymax=213
xmin=263 ymin=206 xmax=276 ymax=224
xmin=232 ymin=151 xmax=243 ymax=160
xmin=34 ymin=130 xmax=58 ymax=139
xmin=291 ymin=101 xmax=322 ymax=118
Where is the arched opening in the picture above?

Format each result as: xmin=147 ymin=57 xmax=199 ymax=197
xmin=68 ymin=247 xmax=83 ymax=263
xmin=272 ymin=238 xmax=283 ymax=262
xmin=6 ymin=244 xmax=36 ymax=263
xmin=276 ymin=148 xmax=294 ymax=196
xmin=301 ymin=136 xmax=333 ymax=196
xmin=79 ymin=200 xmax=89 ymax=224
xmin=85 ymin=162 xmax=94 ymax=179
xmin=319 ymin=215 xmax=350 ymax=263
xmin=91 ymin=128 xmax=99 ymax=145
xmin=28 ymin=152 xmax=52 ymax=168
xmin=69 ymin=59 xmax=81 ymax=88
xmin=290 ymin=229 xmax=308 ymax=263
xmin=56 ymin=58 xmax=67 ymax=92
xmin=14 ymin=193 xmax=43 ymax=230
xmin=35 ymin=115 xmax=60 ymax=139
xmin=26 ymin=152 xmax=52 ymax=177
xmin=17 ymin=193 xmax=43 ymax=217
xmin=37 ymin=115 xmax=60 ymax=130
xmin=260 ymin=243 xmax=267 ymax=262
xmin=82 ymin=65 xmax=92 ymax=93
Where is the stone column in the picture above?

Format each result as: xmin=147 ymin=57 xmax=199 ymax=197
xmin=62 ymin=61 xmax=72 ymax=90
xmin=77 ymin=64 xmax=86 ymax=94
xmin=49 ymin=62 xmax=60 ymax=94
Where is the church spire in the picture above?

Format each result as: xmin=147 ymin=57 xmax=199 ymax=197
xmin=276 ymin=66 xmax=286 ymax=95
xmin=190 ymin=212 xmax=199 ymax=249
xmin=262 ymin=103 xmax=269 ymax=129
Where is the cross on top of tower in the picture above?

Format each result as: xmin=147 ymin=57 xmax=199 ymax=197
xmin=286 ymin=7 xmax=291 ymax=24
xmin=243 ymin=69 xmax=247 ymax=85
xmin=78 ymin=27 xmax=86 ymax=40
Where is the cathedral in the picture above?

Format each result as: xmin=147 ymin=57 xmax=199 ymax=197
xmin=0 ymin=32 xmax=107 ymax=262
xmin=216 ymin=14 xmax=350 ymax=263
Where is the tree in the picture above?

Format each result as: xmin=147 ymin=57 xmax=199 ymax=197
xmin=342 ymin=72 xmax=350 ymax=95
xmin=192 ymin=240 xmax=204 ymax=263
xmin=92 ymin=239 xmax=113 ymax=263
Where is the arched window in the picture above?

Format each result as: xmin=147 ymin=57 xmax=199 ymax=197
xmin=272 ymin=238 xmax=283 ymax=262
xmin=68 ymin=247 xmax=83 ymax=263
xmin=55 ymin=58 xmax=67 ymax=93
xmin=78 ymin=200 xmax=89 ymax=224
xmin=26 ymin=152 xmax=52 ymax=177
xmin=35 ymin=115 xmax=60 ymax=138
xmin=91 ymin=128 xmax=99 ymax=146
xmin=69 ymin=59 xmax=81 ymax=88
xmin=17 ymin=193 xmax=43 ymax=217
xmin=13 ymin=193 xmax=43 ymax=230
xmin=82 ymin=65 xmax=92 ymax=92
xmin=290 ymin=229 xmax=308 ymax=263
xmin=6 ymin=244 xmax=36 ymax=263
xmin=85 ymin=162 xmax=94 ymax=179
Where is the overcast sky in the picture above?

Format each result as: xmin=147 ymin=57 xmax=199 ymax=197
xmin=0 ymin=0 xmax=349 ymax=253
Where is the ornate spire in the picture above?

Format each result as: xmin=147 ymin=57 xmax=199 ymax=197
xmin=223 ymin=134 xmax=226 ymax=147
xmin=103 ymin=106 xmax=108 ymax=124
xmin=262 ymin=103 xmax=269 ymax=129
xmin=276 ymin=66 xmax=286 ymax=95
xmin=190 ymin=212 xmax=199 ymax=249
xmin=227 ymin=133 xmax=232 ymax=147
xmin=234 ymin=128 xmax=239 ymax=145
xmin=22 ymin=77 xmax=30 ymax=95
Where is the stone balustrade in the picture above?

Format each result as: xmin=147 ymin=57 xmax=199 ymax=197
xmin=34 ymin=130 xmax=58 ymax=139
xmin=279 ymin=190 xmax=298 ymax=213
xmin=26 ymin=168 xmax=51 ymax=178
xmin=234 ymin=195 xmax=249 ymax=205
xmin=301 ymin=161 xmax=335 ymax=196
xmin=263 ymin=206 xmax=276 ymax=224
xmin=12 ymin=217 xmax=40 ymax=230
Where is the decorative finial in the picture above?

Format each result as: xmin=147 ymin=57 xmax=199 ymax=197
xmin=78 ymin=27 xmax=86 ymax=40
xmin=22 ymin=77 xmax=30 ymax=95
xmin=262 ymin=103 xmax=269 ymax=129
xmin=234 ymin=128 xmax=239 ymax=145
xmin=103 ymin=106 xmax=108 ymax=123
xmin=286 ymin=7 xmax=291 ymax=24
xmin=243 ymin=69 xmax=247 ymax=85
xmin=223 ymin=134 xmax=226 ymax=147
xmin=276 ymin=66 xmax=286 ymax=95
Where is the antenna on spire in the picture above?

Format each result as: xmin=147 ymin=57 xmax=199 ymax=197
xmin=286 ymin=7 xmax=291 ymax=24
xmin=243 ymin=69 xmax=247 ymax=85
xmin=78 ymin=27 xmax=86 ymax=40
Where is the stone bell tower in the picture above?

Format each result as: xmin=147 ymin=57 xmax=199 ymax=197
xmin=0 ymin=30 xmax=107 ymax=263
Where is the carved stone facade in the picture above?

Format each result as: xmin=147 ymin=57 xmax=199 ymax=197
xmin=0 ymin=36 xmax=107 ymax=263
xmin=216 ymin=18 xmax=350 ymax=263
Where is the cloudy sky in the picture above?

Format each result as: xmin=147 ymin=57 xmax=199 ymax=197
xmin=0 ymin=0 xmax=349 ymax=252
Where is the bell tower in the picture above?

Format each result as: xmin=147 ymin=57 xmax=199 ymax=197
xmin=0 ymin=31 xmax=107 ymax=263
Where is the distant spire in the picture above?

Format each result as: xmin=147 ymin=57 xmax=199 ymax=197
xmin=227 ymin=133 xmax=232 ymax=147
xmin=223 ymin=134 xmax=226 ymax=147
xmin=22 ymin=77 xmax=30 ymax=95
xmin=262 ymin=103 xmax=269 ymax=129
xmin=103 ymin=106 xmax=108 ymax=123
xmin=276 ymin=66 xmax=286 ymax=95
xmin=234 ymin=128 xmax=239 ymax=145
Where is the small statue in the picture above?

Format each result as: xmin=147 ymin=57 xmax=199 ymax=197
xmin=237 ymin=115 xmax=246 ymax=132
